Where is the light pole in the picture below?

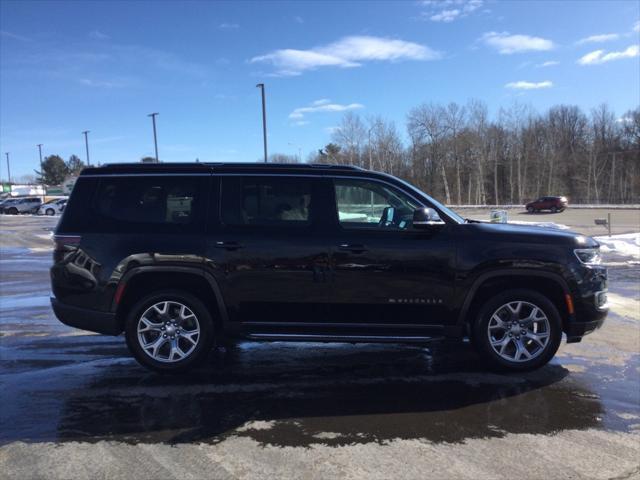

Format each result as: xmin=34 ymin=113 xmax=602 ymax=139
xmin=148 ymin=113 xmax=159 ymax=162
xmin=82 ymin=130 xmax=91 ymax=166
xmin=37 ymin=144 xmax=45 ymax=200
xmin=256 ymin=83 xmax=268 ymax=163
xmin=37 ymin=144 xmax=43 ymax=170
xmin=4 ymin=152 xmax=10 ymax=183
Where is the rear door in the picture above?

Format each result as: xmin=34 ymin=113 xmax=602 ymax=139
xmin=325 ymin=177 xmax=456 ymax=333
xmin=205 ymin=174 xmax=332 ymax=330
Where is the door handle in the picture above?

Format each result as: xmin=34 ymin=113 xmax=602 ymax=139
xmin=338 ymin=243 xmax=368 ymax=254
xmin=215 ymin=241 xmax=243 ymax=251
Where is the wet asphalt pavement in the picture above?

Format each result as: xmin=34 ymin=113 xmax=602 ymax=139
xmin=1 ymin=214 xmax=639 ymax=479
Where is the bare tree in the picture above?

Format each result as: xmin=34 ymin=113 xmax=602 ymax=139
xmin=314 ymin=101 xmax=638 ymax=206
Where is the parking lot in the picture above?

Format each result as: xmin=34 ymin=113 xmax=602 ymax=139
xmin=1 ymin=210 xmax=639 ymax=479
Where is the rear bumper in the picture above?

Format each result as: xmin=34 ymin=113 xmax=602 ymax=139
xmin=51 ymin=297 xmax=121 ymax=335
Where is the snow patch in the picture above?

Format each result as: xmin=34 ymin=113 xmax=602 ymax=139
xmin=595 ymin=233 xmax=640 ymax=259
xmin=0 ymin=294 xmax=51 ymax=310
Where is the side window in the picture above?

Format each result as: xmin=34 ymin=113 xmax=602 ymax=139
xmin=221 ymin=176 xmax=312 ymax=227
xmin=333 ymin=179 xmax=422 ymax=230
xmin=90 ymin=176 xmax=204 ymax=233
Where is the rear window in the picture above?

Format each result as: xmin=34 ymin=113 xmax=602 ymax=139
xmin=58 ymin=176 xmax=207 ymax=233
xmin=221 ymin=176 xmax=312 ymax=227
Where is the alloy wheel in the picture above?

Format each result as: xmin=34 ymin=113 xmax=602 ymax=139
xmin=487 ymin=301 xmax=551 ymax=363
xmin=137 ymin=301 xmax=201 ymax=363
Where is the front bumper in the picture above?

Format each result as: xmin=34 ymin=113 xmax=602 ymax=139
xmin=51 ymin=297 xmax=121 ymax=335
xmin=565 ymin=317 xmax=605 ymax=342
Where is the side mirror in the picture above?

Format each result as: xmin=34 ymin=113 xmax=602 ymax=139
xmin=413 ymin=207 xmax=441 ymax=228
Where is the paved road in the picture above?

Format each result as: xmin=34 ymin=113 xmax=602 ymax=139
xmin=1 ymin=215 xmax=639 ymax=479
xmin=458 ymin=207 xmax=640 ymax=236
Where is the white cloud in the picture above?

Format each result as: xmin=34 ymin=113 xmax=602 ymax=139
xmin=578 ymin=45 xmax=639 ymax=65
xmin=576 ymin=33 xmax=620 ymax=45
xmin=218 ymin=23 xmax=239 ymax=30
xmin=250 ymin=35 xmax=440 ymax=76
xmin=89 ymin=30 xmax=110 ymax=40
xmin=463 ymin=0 xmax=483 ymax=13
xmin=431 ymin=9 xmax=460 ymax=22
xmin=422 ymin=0 xmax=483 ymax=22
xmin=481 ymin=32 xmax=554 ymax=54
xmin=633 ymin=21 xmax=639 ymax=33
xmin=289 ymin=100 xmax=364 ymax=120
xmin=292 ymin=120 xmax=310 ymax=126
xmin=78 ymin=78 xmax=124 ymax=88
xmin=505 ymin=80 xmax=553 ymax=90
xmin=537 ymin=60 xmax=559 ymax=67
xmin=0 ymin=30 xmax=31 ymax=42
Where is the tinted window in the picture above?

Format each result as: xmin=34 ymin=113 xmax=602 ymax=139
xmin=57 ymin=177 xmax=98 ymax=233
xmin=221 ymin=176 xmax=312 ymax=227
xmin=58 ymin=176 xmax=206 ymax=233
xmin=333 ymin=179 xmax=421 ymax=230
xmin=97 ymin=177 xmax=202 ymax=229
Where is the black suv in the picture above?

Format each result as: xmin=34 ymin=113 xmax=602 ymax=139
xmin=51 ymin=163 xmax=608 ymax=372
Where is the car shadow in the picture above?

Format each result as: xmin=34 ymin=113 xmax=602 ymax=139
xmin=15 ymin=340 xmax=605 ymax=446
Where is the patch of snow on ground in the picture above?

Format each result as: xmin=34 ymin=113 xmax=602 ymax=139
xmin=595 ymin=233 xmax=640 ymax=259
xmin=508 ymin=220 xmax=571 ymax=230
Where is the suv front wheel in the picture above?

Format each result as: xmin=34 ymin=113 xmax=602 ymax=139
xmin=125 ymin=290 xmax=214 ymax=373
xmin=473 ymin=289 xmax=562 ymax=371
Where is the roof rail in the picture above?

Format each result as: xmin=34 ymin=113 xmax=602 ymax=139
xmin=308 ymin=163 xmax=363 ymax=170
xmin=101 ymin=162 xmax=211 ymax=168
xmin=98 ymin=161 xmax=365 ymax=171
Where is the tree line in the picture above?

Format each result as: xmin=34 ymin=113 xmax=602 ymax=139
xmin=35 ymin=154 xmax=86 ymax=185
xmin=277 ymin=101 xmax=639 ymax=205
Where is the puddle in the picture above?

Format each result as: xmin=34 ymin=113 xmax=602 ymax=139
xmin=1 ymin=341 xmax=638 ymax=446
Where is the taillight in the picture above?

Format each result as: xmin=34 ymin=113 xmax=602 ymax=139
xmin=54 ymin=235 xmax=81 ymax=249
xmin=53 ymin=235 xmax=81 ymax=262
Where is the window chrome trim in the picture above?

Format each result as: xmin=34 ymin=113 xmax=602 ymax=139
xmin=80 ymin=173 xmax=210 ymax=177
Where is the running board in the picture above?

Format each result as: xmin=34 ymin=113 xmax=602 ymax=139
xmin=245 ymin=333 xmax=445 ymax=343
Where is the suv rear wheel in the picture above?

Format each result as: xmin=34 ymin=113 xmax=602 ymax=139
xmin=46 ymin=208 xmax=55 ymax=216
xmin=472 ymin=289 xmax=562 ymax=371
xmin=124 ymin=290 xmax=214 ymax=373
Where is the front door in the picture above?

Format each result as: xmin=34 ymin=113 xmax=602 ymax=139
xmin=326 ymin=177 xmax=456 ymax=332
xmin=206 ymin=175 xmax=331 ymax=330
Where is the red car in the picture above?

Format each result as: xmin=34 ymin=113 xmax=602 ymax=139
xmin=526 ymin=196 xmax=568 ymax=213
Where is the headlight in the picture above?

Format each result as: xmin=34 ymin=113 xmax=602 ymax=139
xmin=574 ymin=248 xmax=601 ymax=265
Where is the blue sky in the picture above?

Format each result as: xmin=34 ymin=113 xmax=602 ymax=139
xmin=1 ymin=0 xmax=639 ymax=180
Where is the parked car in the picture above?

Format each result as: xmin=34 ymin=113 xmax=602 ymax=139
xmin=0 ymin=197 xmax=42 ymax=214
xmin=38 ymin=198 xmax=68 ymax=216
xmin=526 ymin=196 xmax=568 ymax=213
xmin=51 ymin=163 xmax=608 ymax=373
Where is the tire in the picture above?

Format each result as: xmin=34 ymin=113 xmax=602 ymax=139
xmin=550 ymin=206 xmax=558 ymax=213
xmin=472 ymin=289 xmax=562 ymax=371
xmin=7 ymin=207 xmax=18 ymax=215
xmin=526 ymin=206 xmax=534 ymax=213
xmin=46 ymin=208 xmax=55 ymax=216
xmin=125 ymin=290 xmax=215 ymax=373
